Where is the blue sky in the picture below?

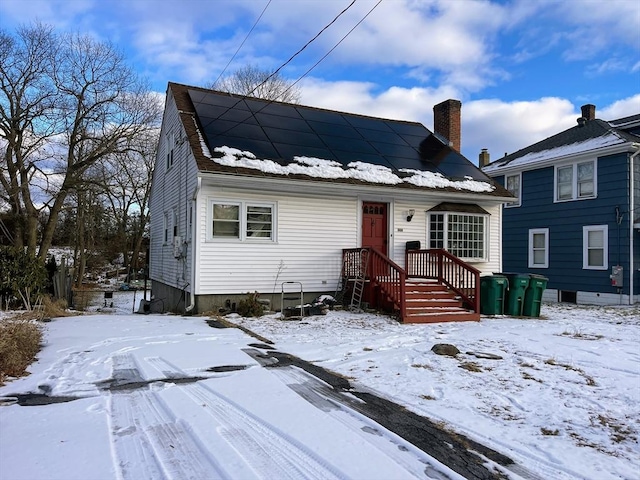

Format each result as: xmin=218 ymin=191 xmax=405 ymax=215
xmin=1 ymin=0 xmax=639 ymax=163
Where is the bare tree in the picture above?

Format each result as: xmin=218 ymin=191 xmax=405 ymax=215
xmin=88 ymin=128 xmax=158 ymax=283
xmin=0 ymin=23 xmax=59 ymax=254
xmin=211 ymin=64 xmax=301 ymax=104
xmin=0 ymin=24 xmax=161 ymax=261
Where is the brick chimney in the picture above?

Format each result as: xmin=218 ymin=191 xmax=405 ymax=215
xmin=433 ymin=99 xmax=461 ymax=152
xmin=581 ymin=104 xmax=596 ymax=121
xmin=479 ymin=148 xmax=490 ymax=167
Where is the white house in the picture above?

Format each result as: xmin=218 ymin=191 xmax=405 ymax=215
xmin=148 ymin=83 xmax=513 ymax=322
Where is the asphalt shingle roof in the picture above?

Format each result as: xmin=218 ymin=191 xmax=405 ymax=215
xmin=168 ymin=82 xmax=511 ymax=198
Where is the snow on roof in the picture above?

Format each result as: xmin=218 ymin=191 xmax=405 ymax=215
xmin=211 ymin=146 xmax=495 ymax=193
xmin=483 ymin=132 xmax=625 ymax=173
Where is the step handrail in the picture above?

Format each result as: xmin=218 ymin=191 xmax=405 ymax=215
xmin=342 ymin=247 xmax=406 ymax=321
xmin=405 ymin=248 xmax=480 ymax=313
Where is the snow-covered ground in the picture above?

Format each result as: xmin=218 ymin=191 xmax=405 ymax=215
xmin=0 ymin=295 xmax=638 ymax=480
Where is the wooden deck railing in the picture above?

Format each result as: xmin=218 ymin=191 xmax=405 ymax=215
xmin=341 ymin=247 xmax=406 ymax=321
xmin=368 ymin=248 xmax=406 ymax=321
xmin=340 ymin=247 xmax=479 ymax=320
xmin=405 ymin=248 xmax=480 ymax=313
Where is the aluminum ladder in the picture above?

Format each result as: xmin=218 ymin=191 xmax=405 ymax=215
xmin=349 ymin=249 xmax=370 ymax=312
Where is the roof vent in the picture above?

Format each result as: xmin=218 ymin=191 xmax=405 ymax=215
xmin=577 ymin=117 xmax=587 ymax=127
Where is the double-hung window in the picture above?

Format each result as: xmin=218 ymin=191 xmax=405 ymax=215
xmin=428 ymin=212 xmax=488 ymax=261
xmin=165 ymin=132 xmax=174 ymax=170
xmin=583 ymin=225 xmax=608 ymax=270
xmin=163 ymin=212 xmax=170 ymax=244
xmin=528 ymin=228 xmax=549 ymax=268
xmin=555 ymin=160 xmax=596 ymax=201
xmin=210 ymin=200 xmax=275 ymax=241
xmin=505 ymin=173 xmax=521 ymax=207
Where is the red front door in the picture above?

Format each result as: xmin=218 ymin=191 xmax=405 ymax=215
xmin=362 ymin=202 xmax=388 ymax=256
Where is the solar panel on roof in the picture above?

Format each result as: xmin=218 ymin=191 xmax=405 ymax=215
xmin=188 ymin=88 xmax=489 ymax=183
xmin=346 ymin=115 xmax=394 ymax=132
xmin=256 ymin=113 xmax=313 ymax=133
xmin=435 ymin=152 xmax=487 ymax=180
xmin=331 ymin=150 xmax=396 ymax=169
xmin=274 ymin=143 xmax=337 ymax=162
xmin=319 ymin=135 xmax=377 ymax=155
xmin=387 ymin=122 xmax=427 ymax=136
xmin=306 ymin=120 xmax=359 ymax=139
xmin=250 ymin=101 xmax=304 ymax=119
xmin=357 ymin=128 xmax=405 ymax=145
xmin=297 ymin=108 xmax=350 ymax=125
xmin=264 ymin=127 xmax=325 ymax=148
xmin=370 ymin=142 xmax=417 ymax=158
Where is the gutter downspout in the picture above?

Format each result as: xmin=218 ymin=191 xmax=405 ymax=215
xmin=185 ymin=177 xmax=201 ymax=313
xmin=629 ymin=143 xmax=640 ymax=305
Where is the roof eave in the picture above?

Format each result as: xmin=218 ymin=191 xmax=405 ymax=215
xmin=483 ymin=141 xmax=640 ymax=176
xmin=196 ymin=171 xmax=511 ymax=203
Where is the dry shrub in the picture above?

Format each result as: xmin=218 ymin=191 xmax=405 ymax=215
xmin=0 ymin=320 xmax=43 ymax=384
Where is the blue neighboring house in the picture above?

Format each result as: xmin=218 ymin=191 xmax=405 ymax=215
xmin=482 ymin=104 xmax=640 ymax=306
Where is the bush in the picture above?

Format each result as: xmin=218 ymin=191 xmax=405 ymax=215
xmin=0 ymin=247 xmax=47 ymax=310
xmin=236 ymin=292 xmax=264 ymax=317
xmin=0 ymin=320 xmax=43 ymax=384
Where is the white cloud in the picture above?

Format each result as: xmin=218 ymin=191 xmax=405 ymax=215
xmin=301 ymin=80 xmax=640 ymax=166
xmin=599 ymin=94 xmax=640 ymax=120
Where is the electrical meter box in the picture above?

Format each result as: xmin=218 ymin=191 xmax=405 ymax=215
xmin=610 ymin=265 xmax=623 ymax=287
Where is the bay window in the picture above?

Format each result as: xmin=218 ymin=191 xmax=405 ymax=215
xmin=428 ymin=212 xmax=487 ymax=261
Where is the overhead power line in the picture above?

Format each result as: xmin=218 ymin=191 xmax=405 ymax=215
xmin=188 ymin=0 xmax=385 ymax=158
xmin=194 ymin=0 xmax=358 ymax=136
xmin=211 ymin=0 xmax=273 ymax=88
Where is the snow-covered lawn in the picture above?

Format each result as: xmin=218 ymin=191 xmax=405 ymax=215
xmin=0 ymin=297 xmax=638 ymax=480
xmin=234 ymin=303 xmax=640 ymax=480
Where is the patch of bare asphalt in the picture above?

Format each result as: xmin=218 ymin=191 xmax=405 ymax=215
xmin=250 ymin=348 xmax=516 ymax=480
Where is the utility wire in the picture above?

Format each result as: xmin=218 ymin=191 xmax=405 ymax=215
xmin=194 ymin=0 xmax=357 ymax=137
xmin=211 ymin=0 xmax=272 ymax=88
xmin=200 ymin=0 xmax=383 ymax=146
xmin=253 ymin=0 xmax=356 ymax=96
xmin=285 ymin=0 xmax=383 ymax=97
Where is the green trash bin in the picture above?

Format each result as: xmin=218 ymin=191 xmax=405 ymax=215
xmin=523 ymin=274 xmax=548 ymax=317
xmin=502 ymin=273 xmax=530 ymax=316
xmin=480 ymin=275 xmax=508 ymax=315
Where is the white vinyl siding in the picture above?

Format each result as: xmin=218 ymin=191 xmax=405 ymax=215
xmin=583 ymin=225 xmax=608 ymax=270
xmin=555 ymin=160 xmax=596 ymax=202
xmin=148 ymin=89 xmax=196 ymax=287
xmin=505 ymin=173 xmax=521 ymax=207
xmin=528 ymin=228 xmax=549 ymax=268
xmin=197 ymin=190 xmax=357 ymax=295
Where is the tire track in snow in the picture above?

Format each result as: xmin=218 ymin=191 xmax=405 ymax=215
xmin=107 ymin=354 xmax=228 ymax=480
xmin=266 ymin=364 xmax=460 ymax=480
xmin=145 ymin=356 xmax=347 ymax=480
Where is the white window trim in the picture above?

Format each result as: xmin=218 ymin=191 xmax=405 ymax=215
xmin=427 ymin=212 xmax=489 ymax=262
xmin=207 ymin=199 xmax=277 ymax=242
xmin=163 ymin=212 xmax=170 ymax=245
xmin=554 ymin=160 xmax=597 ymax=202
xmin=583 ymin=224 xmax=608 ymax=270
xmin=505 ymin=172 xmax=521 ymax=208
xmin=165 ymin=132 xmax=175 ymax=171
xmin=172 ymin=209 xmax=178 ymax=239
xmin=528 ymin=228 xmax=549 ymax=268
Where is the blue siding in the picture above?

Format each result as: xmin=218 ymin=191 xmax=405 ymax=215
xmin=498 ymin=152 xmax=633 ymax=297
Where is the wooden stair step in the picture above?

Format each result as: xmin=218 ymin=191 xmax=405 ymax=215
xmin=404 ymin=310 xmax=481 ymax=323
